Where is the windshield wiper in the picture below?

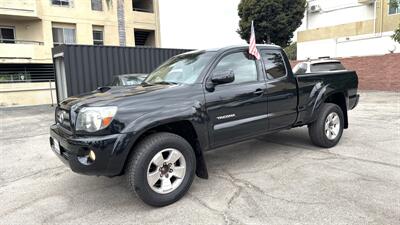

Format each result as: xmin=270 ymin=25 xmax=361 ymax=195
xmin=153 ymin=81 xmax=179 ymax=85
xmin=141 ymin=81 xmax=153 ymax=86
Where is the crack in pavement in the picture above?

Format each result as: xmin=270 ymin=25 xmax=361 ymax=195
xmin=187 ymin=193 xmax=241 ymax=225
xmin=260 ymin=138 xmax=400 ymax=169
xmin=217 ymin=169 xmax=326 ymax=206
xmin=0 ymin=165 xmax=66 ymax=188
xmin=0 ymin=133 xmax=49 ymax=141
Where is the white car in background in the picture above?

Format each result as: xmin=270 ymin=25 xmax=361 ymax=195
xmin=293 ymin=58 xmax=346 ymax=75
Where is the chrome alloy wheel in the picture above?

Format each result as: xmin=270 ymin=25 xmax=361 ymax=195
xmin=146 ymin=148 xmax=186 ymax=194
xmin=325 ymin=112 xmax=340 ymax=140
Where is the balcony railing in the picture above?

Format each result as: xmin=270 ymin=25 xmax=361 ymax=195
xmin=0 ymin=0 xmax=38 ymax=18
xmin=0 ymin=39 xmax=44 ymax=45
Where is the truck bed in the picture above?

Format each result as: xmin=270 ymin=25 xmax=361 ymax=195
xmin=295 ymin=71 xmax=359 ymax=126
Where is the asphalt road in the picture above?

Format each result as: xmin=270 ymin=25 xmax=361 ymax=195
xmin=0 ymin=91 xmax=399 ymax=225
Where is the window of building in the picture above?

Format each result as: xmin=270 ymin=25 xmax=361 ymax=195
xmin=93 ymin=27 xmax=104 ymax=45
xmin=132 ymin=0 xmax=154 ymax=13
xmin=213 ymin=52 xmax=258 ymax=84
xmin=134 ymin=29 xmax=155 ymax=46
xmin=52 ymin=27 xmax=76 ymax=45
xmin=51 ymin=0 xmax=72 ymax=7
xmin=261 ymin=50 xmax=287 ymax=80
xmin=389 ymin=1 xmax=400 ymax=15
xmin=91 ymin=0 xmax=103 ymax=11
xmin=0 ymin=27 xmax=15 ymax=44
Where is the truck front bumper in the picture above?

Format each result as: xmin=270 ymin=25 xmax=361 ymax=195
xmin=49 ymin=124 xmax=131 ymax=176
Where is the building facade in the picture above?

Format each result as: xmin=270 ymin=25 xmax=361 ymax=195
xmin=297 ymin=0 xmax=400 ymax=60
xmin=0 ymin=0 xmax=161 ymax=107
xmin=0 ymin=0 xmax=160 ymax=66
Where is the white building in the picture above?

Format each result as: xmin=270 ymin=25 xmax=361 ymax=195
xmin=297 ymin=0 xmax=400 ymax=60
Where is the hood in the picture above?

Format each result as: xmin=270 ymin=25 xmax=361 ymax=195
xmin=59 ymin=84 xmax=178 ymax=110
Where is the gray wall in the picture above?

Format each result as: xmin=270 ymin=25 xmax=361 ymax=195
xmin=52 ymin=45 xmax=191 ymax=101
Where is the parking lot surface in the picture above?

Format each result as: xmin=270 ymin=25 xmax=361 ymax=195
xmin=0 ymin=91 xmax=399 ymax=225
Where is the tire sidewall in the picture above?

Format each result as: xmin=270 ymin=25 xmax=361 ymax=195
xmin=132 ymin=134 xmax=196 ymax=206
xmin=320 ymin=104 xmax=344 ymax=147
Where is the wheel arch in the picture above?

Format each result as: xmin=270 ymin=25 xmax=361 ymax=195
xmin=122 ymin=120 xmax=209 ymax=179
xmin=323 ymin=92 xmax=348 ymax=129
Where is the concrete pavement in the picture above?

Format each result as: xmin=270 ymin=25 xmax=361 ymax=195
xmin=0 ymin=91 xmax=399 ymax=225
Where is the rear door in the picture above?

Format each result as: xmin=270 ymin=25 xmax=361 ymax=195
xmin=260 ymin=49 xmax=298 ymax=131
xmin=205 ymin=50 xmax=269 ymax=148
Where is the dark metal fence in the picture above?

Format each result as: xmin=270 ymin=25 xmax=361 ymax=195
xmin=52 ymin=45 xmax=191 ymax=102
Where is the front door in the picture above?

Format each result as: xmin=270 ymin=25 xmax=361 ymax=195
xmin=204 ymin=50 xmax=269 ymax=148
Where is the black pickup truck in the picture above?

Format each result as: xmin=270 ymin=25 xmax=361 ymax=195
xmin=50 ymin=45 xmax=359 ymax=206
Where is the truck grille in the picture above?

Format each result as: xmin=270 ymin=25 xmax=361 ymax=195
xmin=55 ymin=107 xmax=72 ymax=131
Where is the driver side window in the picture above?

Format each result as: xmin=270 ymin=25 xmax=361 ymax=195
xmin=213 ymin=52 xmax=258 ymax=84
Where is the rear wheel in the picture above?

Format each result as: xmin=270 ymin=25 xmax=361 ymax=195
xmin=126 ymin=132 xmax=196 ymax=207
xmin=308 ymin=103 xmax=344 ymax=148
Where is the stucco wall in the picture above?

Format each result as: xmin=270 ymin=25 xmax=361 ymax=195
xmin=297 ymin=32 xmax=400 ymax=60
xmin=0 ymin=82 xmax=56 ymax=107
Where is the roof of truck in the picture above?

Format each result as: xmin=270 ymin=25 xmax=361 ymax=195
xmin=183 ymin=44 xmax=282 ymax=54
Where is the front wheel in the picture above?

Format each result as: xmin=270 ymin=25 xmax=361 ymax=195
xmin=126 ymin=132 xmax=196 ymax=207
xmin=308 ymin=103 xmax=344 ymax=148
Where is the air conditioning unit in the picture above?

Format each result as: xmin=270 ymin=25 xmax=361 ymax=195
xmin=308 ymin=2 xmax=321 ymax=13
xmin=358 ymin=0 xmax=375 ymax=5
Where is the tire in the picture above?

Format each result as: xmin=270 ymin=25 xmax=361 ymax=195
xmin=126 ymin=132 xmax=196 ymax=207
xmin=308 ymin=103 xmax=344 ymax=148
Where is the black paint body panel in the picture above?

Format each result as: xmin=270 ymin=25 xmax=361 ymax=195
xmin=50 ymin=45 xmax=359 ymax=176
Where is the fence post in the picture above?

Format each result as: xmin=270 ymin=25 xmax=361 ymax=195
xmin=49 ymin=79 xmax=54 ymax=107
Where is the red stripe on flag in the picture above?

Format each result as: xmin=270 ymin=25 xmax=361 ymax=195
xmin=249 ymin=21 xmax=260 ymax=60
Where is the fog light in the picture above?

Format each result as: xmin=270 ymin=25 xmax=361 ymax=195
xmin=78 ymin=150 xmax=96 ymax=165
xmin=89 ymin=150 xmax=96 ymax=161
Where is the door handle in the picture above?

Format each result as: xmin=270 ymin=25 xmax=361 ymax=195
xmin=253 ymin=89 xmax=264 ymax=96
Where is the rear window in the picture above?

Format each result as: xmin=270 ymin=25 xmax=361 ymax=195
xmin=310 ymin=62 xmax=345 ymax=73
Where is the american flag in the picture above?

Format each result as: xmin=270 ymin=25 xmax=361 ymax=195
xmin=249 ymin=21 xmax=260 ymax=60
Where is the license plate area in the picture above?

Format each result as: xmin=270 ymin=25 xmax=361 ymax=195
xmin=52 ymin=138 xmax=61 ymax=155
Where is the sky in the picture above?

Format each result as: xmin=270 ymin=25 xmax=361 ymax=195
xmin=159 ymin=0 xmax=246 ymax=49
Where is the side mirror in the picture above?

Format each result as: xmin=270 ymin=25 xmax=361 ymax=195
xmin=211 ymin=70 xmax=235 ymax=85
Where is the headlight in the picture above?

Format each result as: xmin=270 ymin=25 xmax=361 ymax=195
xmin=76 ymin=106 xmax=117 ymax=132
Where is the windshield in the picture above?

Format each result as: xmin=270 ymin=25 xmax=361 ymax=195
xmin=144 ymin=51 xmax=216 ymax=85
xmin=111 ymin=75 xmax=146 ymax=86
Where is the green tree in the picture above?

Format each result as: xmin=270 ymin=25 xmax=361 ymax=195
xmin=237 ymin=0 xmax=306 ymax=47
xmin=284 ymin=42 xmax=297 ymax=60
xmin=393 ymin=24 xmax=400 ymax=43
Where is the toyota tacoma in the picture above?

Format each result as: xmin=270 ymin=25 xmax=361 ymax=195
xmin=50 ymin=45 xmax=359 ymax=206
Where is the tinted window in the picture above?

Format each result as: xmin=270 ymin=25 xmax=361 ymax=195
xmin=389 ymin=1 xmax=400 ymax=14
xmin=261 ymin=50 xmax=286 ymax=79
xmin=0 ymin=27 xmax=15 ymax=43
xmin=52 ymin=27 xmax=76 ymax=45
xmin=145 ymin=51 xmax=216 ymax=85
xmin=91 ymin=0 xmax=103 ymax=11
xmin=52 ymin=0 xmax=71 ymax=6
xmin=213 ymin=52 xmax=258 ymax=84
xmin=93 ymin=30 xmax=103 ymax=45
xmin=311 ymin=62 xmax=345 ymax=72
